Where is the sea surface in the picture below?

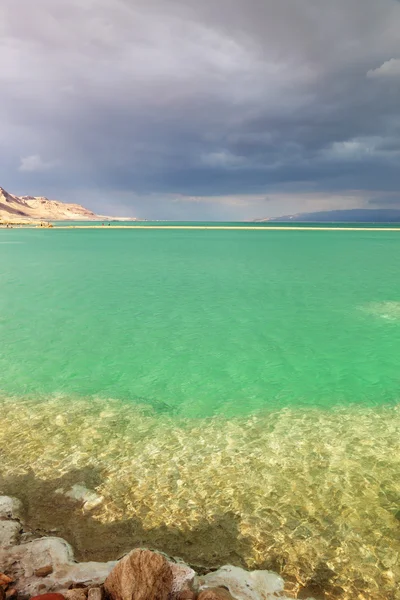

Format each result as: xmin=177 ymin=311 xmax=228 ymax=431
xmin=1 ymin=223 xmax=400 ymax=599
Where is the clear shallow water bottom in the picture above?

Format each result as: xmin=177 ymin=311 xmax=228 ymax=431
xmin=1 ymin=394 xmax=400 ymax=600
xmin=1 ymin=227 xmax=400 ymax=599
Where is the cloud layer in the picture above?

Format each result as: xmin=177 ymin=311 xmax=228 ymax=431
xmin=1 ymin=0 xmax=400 ymax=218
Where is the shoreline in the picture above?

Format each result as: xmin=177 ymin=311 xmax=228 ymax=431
xmin=3 ymin=224 xmax=400 ymax=231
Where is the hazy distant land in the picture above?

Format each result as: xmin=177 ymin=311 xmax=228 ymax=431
xmin=255 ymin=208 xmax=400 ymax=222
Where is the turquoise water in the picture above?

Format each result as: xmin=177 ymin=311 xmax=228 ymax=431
xmin=1 ymin=225 xmax=400 ymax=599
xmin=1 ymin=226 xmax=400 ymax=415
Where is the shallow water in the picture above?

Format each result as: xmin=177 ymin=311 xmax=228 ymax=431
xmin=1 ymin=226 xmax=400 ymax=598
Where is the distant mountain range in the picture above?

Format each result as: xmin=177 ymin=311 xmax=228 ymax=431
xmin=255 ymin=208 xmax=400 ymax=223
xmin=0 ymin=186 xmax=136 ymax=223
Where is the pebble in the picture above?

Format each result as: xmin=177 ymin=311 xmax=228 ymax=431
xmin=34 ymin=566 xmax=54 ymax=578
xmin=87 ymin=587 xmax=103 ymax=600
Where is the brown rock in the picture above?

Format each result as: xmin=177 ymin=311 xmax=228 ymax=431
xmin=197 ymin=589 xmax=236 ymax=600
xmin=104 ymin=550 xmax=173 ymax=600
xmin=5 ymin=589 xmax=17 ymax=600
xmin=34 ymin=566 xmax=54 ymax=578
xmin=0 ymin=586 xmax=5 ymax=600
xmin=0 ymin=574 xmax=13 ymax=587
xmin=30 ymin=595 xmax=66 ymax=600
xmin=175 ymin=591 xmax=196 ymax=600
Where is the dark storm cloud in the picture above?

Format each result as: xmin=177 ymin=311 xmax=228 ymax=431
xmin=1 ymin=0 xmax=400 ymax=218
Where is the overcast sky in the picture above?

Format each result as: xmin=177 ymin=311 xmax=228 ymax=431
xmin=1 ymin=0 xmax=400 ymax=219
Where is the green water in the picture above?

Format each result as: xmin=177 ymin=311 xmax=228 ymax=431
xmin=1 ymin=226 xmax=400 ymax=599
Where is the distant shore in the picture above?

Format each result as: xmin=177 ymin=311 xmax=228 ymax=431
xmin=3 ymin=221 xmax=400 ymax=231
xmin=34 ymin=224 xmax=400 ymax=230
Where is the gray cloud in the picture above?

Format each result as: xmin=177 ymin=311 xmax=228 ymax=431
xmin=1 ymin=0 xmax=400 ymax=219
xmin=367 ymin=195 xmax=400 ymax=206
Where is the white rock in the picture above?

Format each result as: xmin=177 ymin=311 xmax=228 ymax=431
xmin=0 ymin=536 xmax=116 ymax=596
xmin=0 ymin=496 xmax=23 ymax=520
xmin=0 ymin=520 xmax=21 ymax=546
xmin=88 ymin=587 xmax=104 ymax=600
xmin=197 ymin=565 xmax=287 ymax=600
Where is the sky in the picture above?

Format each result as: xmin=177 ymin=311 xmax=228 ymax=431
xmin=1 ymin=0 xmax=400 ymax=220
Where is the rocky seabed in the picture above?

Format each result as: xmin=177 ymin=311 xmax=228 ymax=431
xmin=0 ymin=496 xmax=312 ymax=600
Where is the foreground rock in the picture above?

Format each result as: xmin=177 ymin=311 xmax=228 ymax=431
xmin=104 ymin=550 xmax=173 ymax=600
xmin=0 ymin=536 xmax=116 ymax=597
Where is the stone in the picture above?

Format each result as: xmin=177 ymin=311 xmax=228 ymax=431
xmin=197 ymin=565 xmax=289 ymax=600
xmin=0 ymin=497 xmax=22 ymax=520
xmin=87 ymin=587 xmax=104 ymax=600
xmin=64 ymin=590 xmax=88 ymax=600
xmin=5 ymin=589 xmax=17 ymax=600
xmin=34 ymin=566 xmax=54 ymax=578
xmin=198 ymin=589 xmax=235 ymax=600
xmin=0 ymin=587 xmax=5 ymax=600
xmin=0 ymin=521 xmax=21 ymax=547
xmin=175 ymin=591 xmax=197 ymax=600
xmin=0 ymin=537 xmax=116 ymax=597
xmin=104 ymin=549 xmax=173 ymax=600
xmin=169 ymin=563 xmax=196 ymax=597
xmin=0 ymin=575 xmax=13 ymax=587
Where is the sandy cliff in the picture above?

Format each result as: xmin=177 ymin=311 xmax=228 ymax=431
xmin=0 ymin=187 xmax=129 ymax=223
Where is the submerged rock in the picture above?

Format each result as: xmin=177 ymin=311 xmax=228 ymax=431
xmin=0 ymin=521 xmax=21 ymax=547
xmin=198 ymin=565 xmax=288 ymax=600
xmin=62 ymin=485 xmax=104 ymax=512
xmin=0 ymin=497 xmax=22 ymax=520
xmin=104 ymin=550 xmax=173 ymax=600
